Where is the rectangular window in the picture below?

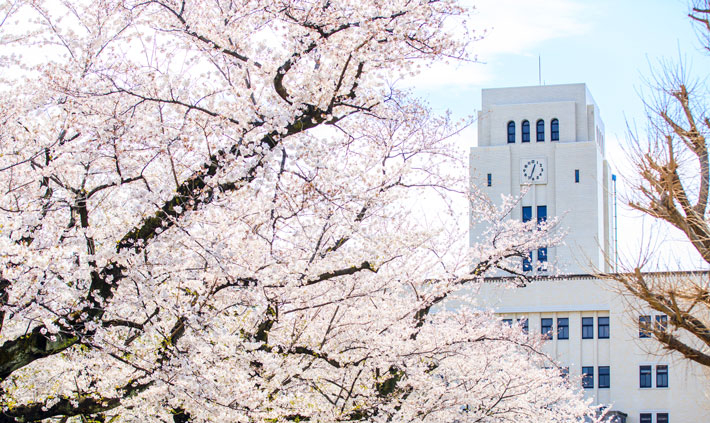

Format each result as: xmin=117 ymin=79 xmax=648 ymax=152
xmin=502 ymin=318 xmax=512 ymax=326
xmin=557 ymin=317 xmax=569 ymax=340
xmin=639 ymin=315 xmax=652 ymax=338
xmin=656 ymin=315 xmax=668 ymax=332
xmin=656 ymin=365 xmax=668 ymax=388
xmin=487 ymin=173 xmax=492 ymax=187
xmin=582 ymin=317 xmax=594 ymax=339
xmin=639 ymin=414 xmax=652 ymax=423
xmin=598 ymin=366 xmax=610 ymax=388
xmin=582 ymin=366 xmax=594 ymax=389
xmin=575 ymin=169 xmax=580 ymax=183
xmin=522 ymin=206 xmax=532 ymax=223
xmin=518 ymin=318 xmax=528 ymax=334
xmin=598 ymin=316 xmax=610 ymax=339
xmin=537 ymin=247 xmax=547 ymax=263
xmin=536 ymin=205 xmax=547 ymax=227
xmin=640 ymin=365 xmax=652 ymax=388
xmin=541 ymin=318 xmax=553 ymax=338
xmin=522 ymin=251 xmax=532 ymax=271
xmin=657 ymin=413 xmax=669 ymax=423
xmin=561 ymin=367 xmax=569 ymax=379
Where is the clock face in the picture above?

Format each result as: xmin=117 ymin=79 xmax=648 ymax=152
xmin=521 ymin=158 xmax=547 ymax=184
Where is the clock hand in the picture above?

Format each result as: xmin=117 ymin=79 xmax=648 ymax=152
xmin=530 ymin=163 xmax=536 ymax=177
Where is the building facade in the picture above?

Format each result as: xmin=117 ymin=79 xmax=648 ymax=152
xmin=471 ymin=84 xmax=709 ymax=423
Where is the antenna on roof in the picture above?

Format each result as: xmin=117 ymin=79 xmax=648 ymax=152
xmin=538 ymin=55 xmax=542 ymax=86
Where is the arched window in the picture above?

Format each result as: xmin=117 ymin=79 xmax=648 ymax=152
xmin=551 ymin=118 xmax=559 ymax=141
xmin=521 ymin=120 xmax=530 ymax=143
xmin=536 ymin=119 xmax=545 ymax=142
xmin=507 ymin=121 xmax=515 ymax=143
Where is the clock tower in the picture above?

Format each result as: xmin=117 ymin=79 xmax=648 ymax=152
xmin=470 ymin=83 xmax=615 ymax=274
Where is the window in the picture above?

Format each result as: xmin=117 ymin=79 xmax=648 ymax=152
xmin=523 ymin=251 xmax=532 ymax=272
xmin=656 ymin=365 xmax=668 ymax=388
xmin=541 ymin=318 xmax=553 ymax=338
xmin=598 ymin=366 xmax=610 ymax=388
xmin=639 ymin=315 xmax=652 ymax=338
xmin=518 ymin=318 xmax=528 ymax=334
xmin=557 ymin=318 xmax=569 ymax=339
xmin=582 ymin=317 xmax=594 ymax=339
xmin=537 ymin=247 xmax=547 ymax=265
xmin=536 ymin=119 xmax=545 ymax=142
xmin=640 ymin=365 xmax=652 ymax=388
xmin=598 ymin=316 xmax=609 ymax=339
xmin=522 ymin=120 xmax=530 ymax=142
xmin=640 ymin=414 xmax=652 ymax=423
xmin=551 ymin=118 xmax=559 ymax=141
xmin=656 ymin=315 xmax=668 ymax=332
xmin=502 ymin=318 xmax=512 ymax=326
xmin=522 ymin=206 xmax=532 ymax=223
xmin=582 ymin=366 xmax=594 ymax=388
xmin=507 ymin=121 xmax=515 ymax=143
xmin=536 ymin=205 xmax=547 ymax=227
xmin=575 ymin=169 xmax=579 ymax=183
xmin=657 ymin=413 xmax=669 ymax=423
xmin=487 ymin=173 xmax=492 ymax=187
xmin=560 ymin=367 xmax=569 ymax=379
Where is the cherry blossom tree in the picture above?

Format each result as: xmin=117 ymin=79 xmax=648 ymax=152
xmin=0 ymin=1 xmax=595 ymax=421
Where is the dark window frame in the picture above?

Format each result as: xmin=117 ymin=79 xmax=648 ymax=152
xmin=551 ymin=118 xmax=559 ymax=141
xmin=536 ymin=119 xmax=545 ymax=142
xmin=517 ymin=318 xmax=528 ymax=334
xmin=582 ymin=366 xmax=594 ymax=389
xmin=575 ymin=169 xmax=580 ymax=183
xmin=656 ymin=364 xmax=668 ymax=388
xmin=657 ymin=413 xmax=669 ymax=423
xmin=598 ymin=316 xmax=610 ymax=339
xmin=656 ymin=315 xmax=668 ymax=332
xmin=507 ymin=121 xmax=516 ymax=143
xmin=487 ymin=173 xmax=492 ymax=187
xmin=522 ymin=120 xmax=530 ymax=143
xmin=640 ymin=365 xmax=652 ymax=388
xmin=557 ymin=317 xmax=569 ymax=340
xmin=598 ymin=366 xmax=610 ymax=388
xmin=541 ymin=318 xmax=553 ymax=338
xmin=582 ymin=317 xmax=594 ymax=339
xmin=639 ymin=414 xmax=652 ymax=423
xmin=639 ymin=315 xmax=652 ymax=338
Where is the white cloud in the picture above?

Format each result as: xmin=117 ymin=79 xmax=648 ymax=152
xmin=406 ymin=0 xmax=593 ymax=89
xmin=471 ymin=0 xmax=592 ymax=57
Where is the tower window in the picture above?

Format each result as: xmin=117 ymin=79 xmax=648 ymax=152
xmin=598 ymin=316 xmax=609 ymax=339
xmin=656 ymin=365 xmax=668 ymax=388
xmin=640 ymin=365 xmax=652 ymax=388
xmin=536 ymin=205 xmax=547 ymax=227
xmin=639 ymin=414 xmax=652 ymax=423
xmin=598 ymin=366 xmax=610 ymax=388
xmin=582 ymin=317 xmax=594 ymax=339
xmin=557 ymin=317 xmax=569 ymax=339
xmin=536 ymin=119 xmax=545 ymax=142
xmin=551 ymin=118 xmax=559 ymax=141
xmin=522 ymin=206 xmax=532 ymax=223
xmin=657 ymin=413 xmax=669 ymax=423
xmin=507 ymin=121 xmax=516 ymax=143
xmin=523 ymin=251 xmax=532 ymax=271
xmin=582 ymin=366 xmax=594 ymax=388
xmin=521 ymin=120 xmax=530 ymax=142
xmin=487 ymin=173 xmax=492 ymax=187
xmin=575 ymin=169 xmax=580 ymax=183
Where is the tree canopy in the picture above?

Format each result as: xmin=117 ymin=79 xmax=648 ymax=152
xmin=0 ymin=1 xmax=593 ymax=422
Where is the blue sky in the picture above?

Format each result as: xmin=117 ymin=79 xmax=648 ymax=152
xmin=411 ymin=0 xmax=710 ymax=269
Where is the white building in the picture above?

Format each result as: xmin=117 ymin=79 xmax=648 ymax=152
xmin=470 ymin=84 xmax=709 ymax=423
